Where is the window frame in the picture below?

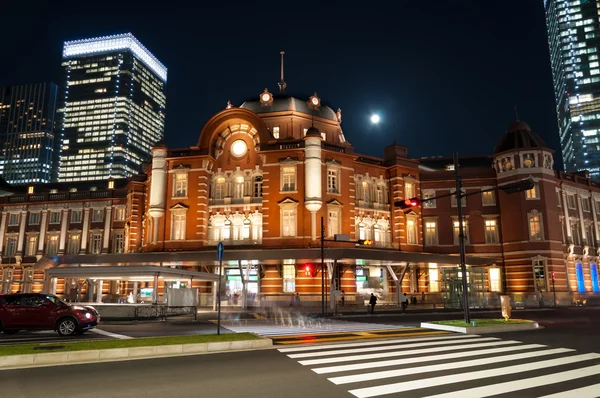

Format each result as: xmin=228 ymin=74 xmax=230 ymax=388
xmin=327 ymin=168 xmax=339 ymax=194
xmin=29 ymin=212 xmax=41 ymax=225
xmin=8 ymin=213 xmax=20 ymax=226
xmin=525 ymin=183 xmax=540 ymax=200
xmin=91 ymin=209 xmax=104 ymax=223
xmin=173 ymin=172 xmax=188 ymax=198
xmin=528 ymin=212 xmax=544 ymax=241
xmin=49 ymin=211 xmax=61 ymax=224
xmin=453 ymin=219 xmax=470 ymax=245
xmin=71 ymin=210 xmax=83 ymax=223
xmin=481 ymin=189 xmax=496 ymax=206
xmin=406 ymin=217 xmax=418 ymax=245
xmin=281 ymin=165 xmax=297 ymax=192
xmin=424 ymin=219 xmax=438 ymax=245
xmin=484 ymin=218 xmax=499 ymax=244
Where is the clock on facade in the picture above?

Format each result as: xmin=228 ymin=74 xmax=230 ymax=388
xmin=230 ymin=140 xmax=248 ymax=157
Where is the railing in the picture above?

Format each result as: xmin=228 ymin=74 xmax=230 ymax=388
xmin=323 ymin=143 xmax=346 ymax=153
xmin=0 ymin=189 xmax=127 ymax=204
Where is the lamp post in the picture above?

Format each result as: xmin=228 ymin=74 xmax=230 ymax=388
xmin=321 ymin=216 xmax=325 ymax=316
xmin=453 ymin=152 xmax=471 ymax=324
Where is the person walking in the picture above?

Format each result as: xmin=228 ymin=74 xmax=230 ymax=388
xmin=369 ymin=293 xmax=377 ymax=314
xmin=290 ymin=293 xmax=295 ymax=307
xmin=401 ymin=293 xmax=409 ymax=313
xmin=295 ymin=293 xmax=301 ymax=307
xmin=341 ymin=290 xmax=345 ymax=307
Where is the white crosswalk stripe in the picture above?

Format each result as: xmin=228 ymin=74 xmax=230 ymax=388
xmin=219 ymin=319 xmax=410 ymax=336
xmin=278 ymin=335 xmax=600 ymax=398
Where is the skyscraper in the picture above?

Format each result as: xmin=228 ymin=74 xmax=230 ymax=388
xmin=58 ymin=33 xmax=167 ymax=182
xmin=545 ymin=0 xmax=600 ymax=177
xmin=0 ymin=82 xmax=58 ymax=184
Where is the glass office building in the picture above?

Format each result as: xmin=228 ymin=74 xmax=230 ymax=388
xmin=0 ymin=82 xmax=58 ymax=184
xmin=545 ymin=0 xmax=600 ymax=176
xmin=58 ymin=33 xmax=167 ymax=182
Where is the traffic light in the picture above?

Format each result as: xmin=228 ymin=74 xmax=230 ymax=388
xmin=357 ymin=239 xmax=373 ymax=246
xmin=304 ymin=264 xmax=314 ymax=277
xmin=552 ymin=271 xmax=556 ymax=281
xmin=394 ymin=198 xmax=421 ymax=209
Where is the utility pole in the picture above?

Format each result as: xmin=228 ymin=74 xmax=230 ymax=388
xmin=321 ymin=216 xmax=325 ymax=316
xmin=454 ymin=152 xmax=471 ymax=324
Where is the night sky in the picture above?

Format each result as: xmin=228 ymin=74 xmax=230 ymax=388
xmin=1 ymin=1 xmax=560 ymax=167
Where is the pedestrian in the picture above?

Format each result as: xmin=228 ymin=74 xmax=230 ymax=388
xmin=401 ymin=293 xmax=408 ymax=313
xmin=421 ymin=291 xmax=425 ymax=303
xmin=290 ymin=293 xmax=295 ymax=307
xmin=295 ymin=293 xmax=301 ymax=307
xmin=341 ymin=290 xmax=345 ymax=307
xmin=369 ymin=293 xmax=377 ymax=314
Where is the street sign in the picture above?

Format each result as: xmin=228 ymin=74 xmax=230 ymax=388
xmin=217 ymin=242 xmax=224 ymax=261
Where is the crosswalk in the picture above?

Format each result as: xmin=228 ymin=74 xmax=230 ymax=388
xmin=278 ymin=334 xmax=600 ymax=397
xmin=219 ymin=318 xmax=413 ymax=337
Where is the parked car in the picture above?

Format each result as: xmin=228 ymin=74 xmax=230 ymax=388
xmin=0 ymin=293 xmax=99 ymax=336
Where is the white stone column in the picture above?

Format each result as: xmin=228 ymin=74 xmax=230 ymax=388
xmin=0 ymin=212 xmax=7 ymax=253
xmin=303 ymin=132 xmax=323 ymax=241
xmin=50 ymin=278 xmax=57 ymax=295
xmin=577 ymin=194 xmax=587 ymax=243
xmin=592 ymin=196 xmax=599 ymax=245
xmin=58 ymin=209 xmax=69 ymax=254
xmin=80 ymin=208 xmax=91 ymax=254
xmin=132 ymin=281 xmax=138 ymax=303
xmin=96 ymin=280 xmax=103 ymax=303
xmin=16 ymin=211 xmax=27 ymax=255
xmin=152 ymin=274 xmax=159 ymax=304
xmin=103 ymin=207 xmax=112 ymax=253
xmin=87 ymin=280 xmax=94 ymax=302
xmin=37 ymin=210 xmax=48 ymax=253
xmin=561 ymin=190 xmax=572 ymax=240
xmin=149 ymin=145 xmax=168 ymax=244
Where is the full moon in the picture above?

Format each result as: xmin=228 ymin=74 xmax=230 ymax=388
xmin=370 ymin=114 xmax=380 ymax=124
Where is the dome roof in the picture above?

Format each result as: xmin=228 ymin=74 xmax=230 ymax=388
xmin=494 ymin=121 xmax=547 ymax=154
xmin=240 ymin=94 xmax=338 ymax=121
xmin=305 ymin=126 xmax=321 ymax=138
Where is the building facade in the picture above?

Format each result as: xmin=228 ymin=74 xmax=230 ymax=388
xmin=57 ymin=33 xmax=167 ymax=183
xmin=0 ymin=82 xmax=58 ymax=184
xmin=545 ymin=0 xmax=600 ymax=177
xmin=1 ymin=87 xmax=599 ymax=308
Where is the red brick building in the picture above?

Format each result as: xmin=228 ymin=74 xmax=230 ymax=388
xmin=1 ymin=89 xmax=599 ymax=308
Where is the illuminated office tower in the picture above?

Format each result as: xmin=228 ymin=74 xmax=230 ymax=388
xmin=58 ymin=33 xmax=167 ymax=182
xmin=0 ymin=82 xmax=58 ymax=184
xmin=545 ymin=0 xmax=600 ymax=176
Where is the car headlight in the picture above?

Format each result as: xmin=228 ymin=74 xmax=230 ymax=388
xmin=85 ymin=313 xmax=92 ymax=319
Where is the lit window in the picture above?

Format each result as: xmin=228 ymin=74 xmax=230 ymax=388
xmin=90 ymin=233 xmax=102 ymax=254
xmin=482 ymin=190 xmax=495 ymax=206
xmin=525 ymin=184 xmax=540 ymax=200
xmin=407 ymin=218 xmax=417 ymax=244
xmin=328 ymin=209 xmax=340 ymax=237
xmin=529 ymin=214 xmax=543 ymax=241
xmin=174 ymin=173 xmax=188 ymax=197
xmin=425 ymin=221 xmax=437 ymax=245
xmin=453 ymin=220 xmax=470 ymax=245
xmin=26 ymin=235 xmax=38 ymax=256
xmin=273 ymin=126 xmax=280 ymax=139
xmin=327 ymin=169 xmax=339 ymax=194
xmin=428 ymin=263 xmax=439 ymax=292
xmin=214 ymin=177 xmax=226 ymax=199
xmin=281 ymin=167 xmax=296 ymax=192
xmin=283 ymin=264 xmax=295 ymax=293
xmin=114 ymin=207 xmax=126 ymax=221
xmin=485 ymin=219 xmax=499 ymax=244
xmin=171 ymin=213 xmax=186 ymax=240
xmin=533 ymin=259 xmax=547 ymax=292
xmin=423 ymin=190 xmax=436 ymax=208
xmin=46 ymin=235 xmax=58 ymax=255
xmin=67 ymin=234 xmax=80 ymax=255
xmin=282 ymin=209 xmax=297 ymax=237
xmin=234 ymin=176 xmax=245 ymax=199
xmin=405 ymin=182 xmax=414 ymax=198
xmin=489 ymin=268 xmax=502 ymax=292
xmin=361 ymin=181 xmax=371 ymax=202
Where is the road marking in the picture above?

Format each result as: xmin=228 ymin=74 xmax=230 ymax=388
xmin=348 ymin=353 xmax=600 ymax=398
xmin=329 ymin=348 xmax=573 ymax=385
xmin=298 ymin=339 xmax=514 ymax=366
xmin=424 ymin=365 xmax=600 ymax=398
xmin=312 ymin=343 xmax=546 ymax=374
xmin=278 ymin=333 xmax=478 ymax=353
xmin=287 ymin=335 xmax=490 ymax=359
xmin=89 ymin=328 xmax=133 ymax=340
xmin=537 ymin=382 xmax=600 ymax=398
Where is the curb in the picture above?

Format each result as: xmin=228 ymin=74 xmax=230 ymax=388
xmin=420 ymin=321 xmax=541 ymax=334
xmin=0 ymin=338 xmax=273 ymax=370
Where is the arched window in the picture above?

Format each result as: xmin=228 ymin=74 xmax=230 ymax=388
xmin=223 ymin=220 xmax=232 ymax=240
xmin=234 ymin=176 xmax=244 ymax=199
xmin=253 ymin=176 xmax=263 ymax=197
xmin=242 ymin=219 xmax=251 ymax=240
xmin=362 ymin=181 xmax=370 ymax=202
xmin=214 ymin=177 xmax=226 ymax=199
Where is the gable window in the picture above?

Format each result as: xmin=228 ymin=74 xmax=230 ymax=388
xmin=71 ymin=210 xmax=82 ymax=223
xmin=171 ymin=213 xmax=186 ymax=240
xmin=283 ymin=264 xmax=295 ymax=293
xmin=525 ymin=184 xmax=540 ymax=200
xmin=424 ymin=220 xmax=438 ymax=245
xmin=482 ymin=190 xmax=496 ymax=206
xmin=423 ymin=190 xmax=436 ymax=208
xmin=405 ymin=182 xmax=415 ymax=199
xmin=67 ymin=234 xmax=80 ymax=255
xmin=49 ymin=211 xmax=61 ymax=224
xmin=453 ymin=220 xmax=470 ymax=245
xmin=327 ymin=169 xmax=339 ymax=194
xmin=253 ymin=176 xmax=263 ymax=197
xmin=282 ymin=209 xmax=297 ymax=237
xmin=281 ymin=167 xmax=296 ymax=192
xmin=113 ymin=231 xmax=125 ymax=253
xmin=90 ymin=233 xmax=102 ymax=254
xmin=8 ymin=213 xmax=20 ymax=226
xmin=173 ymin=173 xmax=188 ymax=198
xmin=485 ymin=219 xmax=499 ymax=244
xmin=46 ymin=235 xmax=58 ymax=256
xmin=529 ymin=214 xmax=543 ymax=241
xmin=407 ymin=218 xmax=417 ymax=244
xmin=25 ymin=235 xmax=38 ymax=256
xmin=533 ymin=259 xmax=547 ymax=292
xmin=29 ymin=212 xmax=41 ymax=225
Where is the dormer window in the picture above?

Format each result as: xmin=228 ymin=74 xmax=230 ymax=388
xmin=272 ymin=126 xmax=280 ymax=139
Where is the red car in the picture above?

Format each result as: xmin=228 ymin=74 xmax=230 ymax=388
xmin=0 ymin=293 xmax=99 ymax=336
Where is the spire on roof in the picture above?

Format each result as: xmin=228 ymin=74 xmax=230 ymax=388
xmin=278 ymin=51 xmax=287 ymax=94
xmin=514 ymin=105 xmax=519 ymax=121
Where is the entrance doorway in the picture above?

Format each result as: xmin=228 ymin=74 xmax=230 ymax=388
xmin=225 ymin=268 xmax=258 ymax=306
xmin=442 ymin=267 xmax=485 ymax=309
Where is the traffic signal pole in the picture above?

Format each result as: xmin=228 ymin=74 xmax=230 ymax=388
xmin=454 ymin=152 xmax=471 ymax=324
xmin=321 ymin=216 xmax=325 ymax=316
